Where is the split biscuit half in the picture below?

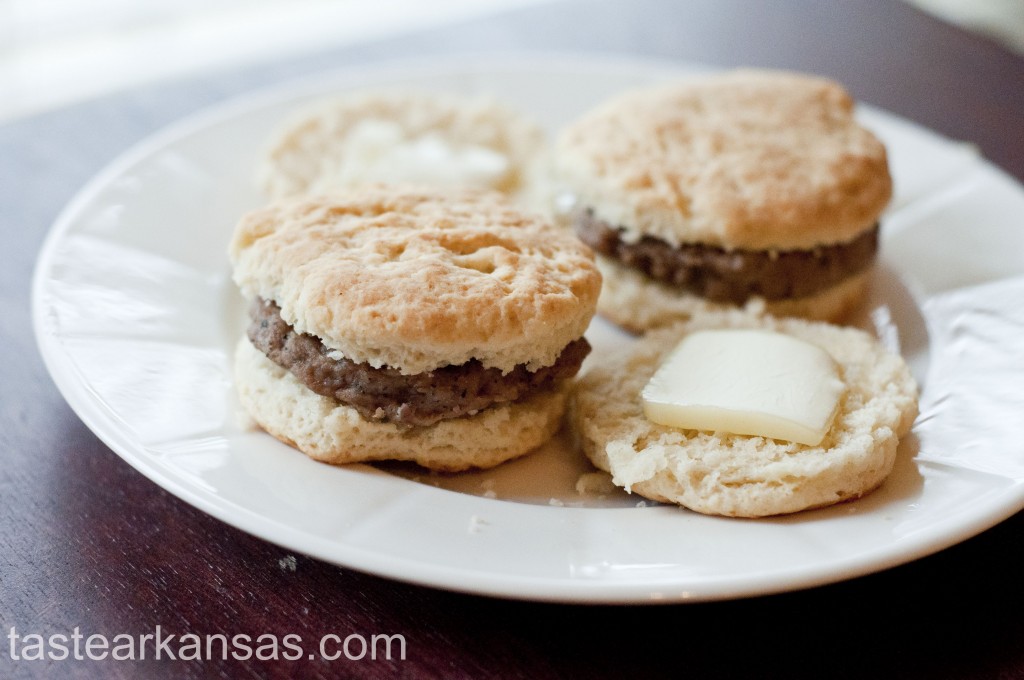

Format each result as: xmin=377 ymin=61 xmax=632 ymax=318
xmin=571 ymin=311 xmax=918 ymax=517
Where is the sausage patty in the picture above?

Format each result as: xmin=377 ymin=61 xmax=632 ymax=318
xmin=574 ymin=210 xmax=878 ymax=304
xmin=247 ymin=298 xmax=590 ymax=427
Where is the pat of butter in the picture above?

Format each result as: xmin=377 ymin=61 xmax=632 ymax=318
xmin=641 ymin=329 xmax=845 ymax=446
xmin=342 ymin=119 xmax=511 ymax=188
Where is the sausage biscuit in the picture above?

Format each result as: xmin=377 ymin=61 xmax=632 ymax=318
xmin=230 ymin=186 xmax=601 ymax=471
xmin=555 ymin=69 xmax=892 ymax=331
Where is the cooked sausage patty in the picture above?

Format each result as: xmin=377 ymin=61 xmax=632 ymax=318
xmin=575 ymin=210 xmax=878 ymax=303
xmin=247 ymin=298 xmax=590 ymax=427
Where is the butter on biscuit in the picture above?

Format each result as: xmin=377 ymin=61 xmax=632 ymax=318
xmin=571 ymin=311 xmax=917 ymax=517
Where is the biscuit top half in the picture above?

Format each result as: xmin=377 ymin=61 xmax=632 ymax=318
xmin=555 ymin=69 xmax=892 ymax=251
xmin=230 ymin=187 xmax=601 ymax=375
xmin=259 ymin=90 xmax=547 ymax=202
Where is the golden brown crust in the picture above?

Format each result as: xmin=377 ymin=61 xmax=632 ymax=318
xmin=229 ymin=186 xmax=602 ymax=374
xmin=555 ymin=69 xmax=892 ymax=250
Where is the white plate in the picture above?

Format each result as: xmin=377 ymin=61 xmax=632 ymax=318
xmin=33 ymin=54 xmax=1024 ymax=603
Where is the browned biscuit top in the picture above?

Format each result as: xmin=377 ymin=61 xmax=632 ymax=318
xmin=229 ymin=186 xmax=601 ymax=375
xmin=555 ymin=69 xmax=892 ymax=250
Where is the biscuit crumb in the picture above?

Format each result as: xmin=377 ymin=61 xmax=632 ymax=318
xmin=870 ymin=305 xmax=901 ymax=354
xmin=479 ymin=479 xmax=498 ymax=499
xmin=575 ymin=471 xmax=617 ymax=495
xmin=468 ymin=515 xmax=489 ymax=534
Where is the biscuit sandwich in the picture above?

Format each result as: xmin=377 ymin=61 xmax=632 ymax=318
xmin=230 ymin=186 xmax=602 ymax=471
xmin=554 ymin=69 xmax=892 ymax=331
xmin=571 ymin=311 xmax=918 ymax=517
xmin=258 ymin=89 xmax=550 ymax=211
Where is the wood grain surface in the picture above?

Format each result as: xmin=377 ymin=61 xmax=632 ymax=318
xmin=2 ymin=1 xmax=1022 ymax=677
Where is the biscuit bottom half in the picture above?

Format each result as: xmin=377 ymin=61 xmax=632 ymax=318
xmin=571 ymin=312 xmax=918 ymax=517
xmin=235 ymin=338 xmax=567 ymax=472
xmin=595 ymin=254 xmax=871 ymax=333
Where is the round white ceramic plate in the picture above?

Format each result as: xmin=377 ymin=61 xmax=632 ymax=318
xmin=33 ymin=54 xmax=1024 ymax=603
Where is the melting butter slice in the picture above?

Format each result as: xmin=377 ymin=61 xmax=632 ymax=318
xmin=641 ymin=329 xmax=846 ymax=446
xmin=343 ymin=119 xmax=511 ymax=188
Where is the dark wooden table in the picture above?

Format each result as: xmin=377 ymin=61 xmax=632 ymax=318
xmin=3 ymin=1 xmax=1023 ymax=677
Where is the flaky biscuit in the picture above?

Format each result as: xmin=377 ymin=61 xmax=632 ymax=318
xmin=235 ymin=339 xmax=566 ymax=471
xmin=571 ymin=312 xmax=918 ymax=517
xmin=555 ymin=69 xmax=892 ymax=250
xmin=229 ymin=187 xmax=601 ymax=375
xmin=258 ymin=89 xmax=549 ymax=209
xmin=594 ymin=254 xmax=871 ymax=330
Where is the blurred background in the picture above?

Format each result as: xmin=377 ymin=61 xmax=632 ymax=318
xmin=0 ymin=0 xmax=551 ymax=122
xmin=1 ymin=0 xmax=1022 ymax=124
